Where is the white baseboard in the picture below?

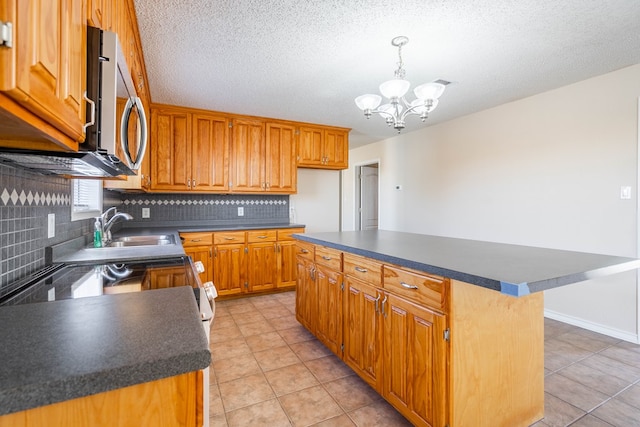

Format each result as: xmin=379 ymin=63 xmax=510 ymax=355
xmin=544 ymin=309 xmax=640 ymax=344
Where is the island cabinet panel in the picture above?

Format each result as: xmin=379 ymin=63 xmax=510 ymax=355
xmin=450 ymin=279 xmax=544 ymax=427
xmin=383 ymin=293 xmax=448 ymax=427
xmin=295 ymin=241 xmax=546 ymax=427
xmin=0 ymin=372 xmax=198 ymax=427
xmin=314 ymin=264 xmax=343 ymax=355
xmin=295 ymin=256 xmax=316 ymax=330
xmin=343 ymin=276 xmax=383 ymax=391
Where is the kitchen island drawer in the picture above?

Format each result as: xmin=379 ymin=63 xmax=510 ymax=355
xmin=213 ymin=231 xmax=246 ymax=245
xmin=343 ymin=252 xmax=382 ymax=287
xmin=295 ymin=241 xmax=315 ymax=260
xmin=383 ymin=265 xmax=448 ymax=313
xmin=247 ymin=229 xmax=277 ymax=243
xmin=180 ymin=232 xmax=213 ymax=246
xmin=315 ymin=246 xmax=342 ymax=271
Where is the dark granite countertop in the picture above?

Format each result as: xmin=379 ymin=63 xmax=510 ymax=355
xmin=0 ymin=286 xmax=210 ymax=416
xmin=295 ymin=230 xmax=640 ymax=296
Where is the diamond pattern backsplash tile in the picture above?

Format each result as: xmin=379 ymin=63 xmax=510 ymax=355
xmin=0 ymin=164 xmax=92 ymax=296
xmin=118 ymin=193 xmax=290 ymax=225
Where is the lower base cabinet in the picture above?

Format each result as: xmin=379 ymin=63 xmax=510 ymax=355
xmin=296 ymin=241 xmax=545 ymax=427
xmin=0 ymin=372 xmax=200 ymax=427
xmin=181 ymin=227 xmax=304 ymax=299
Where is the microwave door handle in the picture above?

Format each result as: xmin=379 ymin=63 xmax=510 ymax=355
xmin=120 ymin=96 xmax=148 ymax=170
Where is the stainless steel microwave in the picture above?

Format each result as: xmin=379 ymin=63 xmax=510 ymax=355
xmin=0 ymin=26 xmax=147 ymax=178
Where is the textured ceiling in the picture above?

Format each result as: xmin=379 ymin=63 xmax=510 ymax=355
xmin=133 ymin=0 xmax=640 ymax=148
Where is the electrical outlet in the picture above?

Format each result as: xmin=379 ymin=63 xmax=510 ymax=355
xmin=47 ymin=213 xmax=55 ymax=238
xmin=142 ymin=207 xmax=150 ymax=218
xmin=238 ymin=206 xmax=244 ymax=216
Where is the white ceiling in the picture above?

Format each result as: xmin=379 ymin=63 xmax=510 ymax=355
xmin=133 ymin=0 xmax=640 ymax=148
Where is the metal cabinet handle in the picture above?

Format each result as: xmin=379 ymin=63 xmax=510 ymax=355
xmin=381 ymin=295 xmax=388 ymax=318
xmin=224 ymin=237 xmax=236 ymax=240
xmin=82 ymin=92 xmax=95 ymax=131
xmin=374 ymin=294 xmax=381 ymax=314
xmin=191 ymin=239 xmax=202 ymax=242
xmin=300 ymin=249 xmax=309 ymax=254
xmin=400 ymin=282 xmax=419 ymax=290
xmin=322 ymin=256 xmax=332 ymax=261
xmin=310 ymin=267 xmax=316 ymax=281
xmin=354 ymin=266 xmax=368 ymax=273
xmin=257 ymin=235 xmax=268 ymax=239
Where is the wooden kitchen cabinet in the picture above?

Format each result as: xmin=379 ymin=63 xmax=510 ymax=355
xmin=265 ymin=122 xmax=297 ymax=193
xmin=151 ymin=106 xmax=230 ymax=192
xmin=297 ymin=126 xmax=349 ymax=170
xmin=180 ymin=232 xmax=214 ymax=284
xmin=343 ymin=275 xmax=383 ymax=390
xmin=0 ymin=0 xmax=86 ymax=151
xmin=295 ymin=240 xmax=545 ymax=427
xmin=230 ymin=117 xmax=265 ymax=193
xmin=246 ymin=230 xmax=278 ymax=292
xmin=276 ymin=228 xmax=305 ymax=289
xmin=314 ymin=263 xmax=343 ymax=355
xmin=87 ymin=0 xmax=112 ymax=30
xmin=382 ymin=292 xmax=448 ymax=427
xmin=213 ymin=231 xmax=247 ymax=297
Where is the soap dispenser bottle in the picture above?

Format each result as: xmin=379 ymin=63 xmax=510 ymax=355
xmin=93 ymin=218 xmax=103 ymax=248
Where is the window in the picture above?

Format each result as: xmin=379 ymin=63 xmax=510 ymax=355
xmin=71 ymin=179 xmax=103 ymax=221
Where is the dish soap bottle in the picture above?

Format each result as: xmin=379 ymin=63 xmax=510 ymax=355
xmin=93 ymin=218 xmax=103 ymax=248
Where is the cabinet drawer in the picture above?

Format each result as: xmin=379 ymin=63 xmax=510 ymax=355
xmin=343 ymin=252 xmax=382 ymax=287
xmin=295 ymin=241 xmax=315 ymax=260
xmin=315 ymin=246 xmax=342 ymax=271
xmin=277 ymin=227 xmax=305 ymax=241
xmin=213 ymin=231 xmax=246 ymax=245
xmin=247 ymin=229 xmax=277 ymax=243
xmin=180 ymin=232 xmax=213 ymax=246
xmin=383 ymin=265 xmax=448 ymax=313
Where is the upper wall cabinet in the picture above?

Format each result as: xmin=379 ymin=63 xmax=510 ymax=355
xmin=0 ymin=0 xmax=86 ymax=151
xmin=86 ymin=0 xmax=112 ymax=31
xmin=297 ymin=126 xmax=349 ymax=170
xmin=230 ymin=119 xmax=297 ymax=194
xmin=150 ymin=105 xmax=230 ymax=192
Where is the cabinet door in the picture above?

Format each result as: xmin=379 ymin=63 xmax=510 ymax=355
xmin=192 ymin=113 xmax=230 ymax=191
xmin=324 ymin=129 xmax=348 ymax=169
xmin=150 ymin=108 xmax=191 ymax=191
xmin=265 ymin=123 xmax=297 ymax=193
xmin=184 ymin=246 xmax=213 ymax=284
xmin=87 ymin=0 xmax=113 ymax=30
xmin=1 ymin=0 xmax=86 ymax=147
xmin=230 ymin=118 xmax=265 ymax=192
xmin=213 ymin=243 xmax=246 ymax=297
xmin=315 ymin=265 xmax=343 ymax=355
xmin=383 ymin=293 xmax=448 ymax=427
xmin=247 ymin=242 xmax=278 ymax=292
xmin=343 ymin=276 xmax=383 ymax=390
xmin=295 ymin=256 xmax=316 ymax=331
xmin=297 ymin=126 xmax=323 ymax=166
xmin=277 ymin=240 xmax=297 ymax=289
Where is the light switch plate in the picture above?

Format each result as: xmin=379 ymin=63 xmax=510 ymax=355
xmin=47 ymin=213 xmax=55 ymax=238
xmin=238 ymin=207 xmax=244 ymax=216
xmin=621 ymin=186 xmax=632 ymax=200
xmin=142 ymin=207 xmax=150 ymax=218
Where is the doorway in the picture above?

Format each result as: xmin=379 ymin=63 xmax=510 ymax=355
xmin=357 ymin=162 xmax=379 ymax=230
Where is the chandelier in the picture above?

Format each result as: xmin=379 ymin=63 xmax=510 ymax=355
xmin=355 ymin=36 xmax=447 ymax=133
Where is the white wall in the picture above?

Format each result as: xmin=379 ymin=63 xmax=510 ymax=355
xmin=343 ymin=64 xmax=640 ymax=341
xmin=291 ymin=168 xmax=341 ymax=233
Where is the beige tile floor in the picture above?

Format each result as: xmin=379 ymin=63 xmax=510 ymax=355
xmin=209 ymin=291 xmax=640 ymax=427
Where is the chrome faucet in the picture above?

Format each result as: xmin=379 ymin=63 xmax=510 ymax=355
xmin=99 ymin=207 xmax=133 ymax=245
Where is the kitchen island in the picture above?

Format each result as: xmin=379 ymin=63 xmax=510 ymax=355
xmin=293 ymin=230 xmax=640 ymax=427
xmin=0 ymin=286 xmax=210 ymax=426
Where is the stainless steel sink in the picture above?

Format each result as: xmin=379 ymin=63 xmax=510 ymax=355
xmin=104 ymin=234 xmax=175 ymax=248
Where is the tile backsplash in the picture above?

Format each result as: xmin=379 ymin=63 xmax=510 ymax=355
xmin=117 ymin=193 xmax=290 ymax=227
xmin=0 ymin=164 xmax=92 ymax=296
